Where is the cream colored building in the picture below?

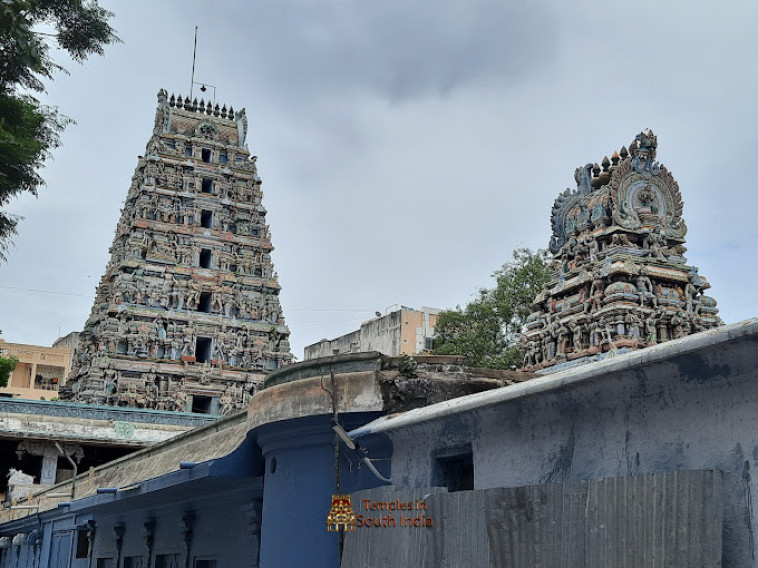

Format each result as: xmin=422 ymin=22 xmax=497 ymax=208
xmin=304 ymin=306 xmax=439 ymax=360
xmin=0 ymin=339 xmax=72 ymax=400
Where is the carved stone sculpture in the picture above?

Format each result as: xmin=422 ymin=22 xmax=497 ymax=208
xmin=60 ymin=90 xmax=291 ymax=411
xmin=524 ymin=130 xmax=721 ymax=372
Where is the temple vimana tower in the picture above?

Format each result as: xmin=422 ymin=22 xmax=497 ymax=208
xmin=61 ymin=90 xmax=293 ymax=413
xmin=523 ymin=130 xmax=721 ymax=372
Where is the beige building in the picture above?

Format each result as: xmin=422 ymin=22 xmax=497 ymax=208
xmin=0 ymin=339 xmax=72 ymax=400
xmin=304 ymin=306 xmax=439 ymax=360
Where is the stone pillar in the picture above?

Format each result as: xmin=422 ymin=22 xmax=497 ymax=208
xmin=29 ymin=363 xmax=38 ymax=389
xmin=40 ymin=443 xmax=58 ymax=486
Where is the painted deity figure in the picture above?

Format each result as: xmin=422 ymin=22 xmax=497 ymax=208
xmin=568 ymin=319 xmax=583 ymax=352
xmin=684 ymin=276 xmax=701 ymax=312
xmin=670 ymin=310 xmax=685 ymax=339
xmin=182 ymin=325 xmax=196 ymax=357
xmin=644 ymin=314 xmax=658 ymax=344
xmin=625 ymin=311 xmax=641 ymax=340
xmin=645 ymin=228 xmax=667 ymax=260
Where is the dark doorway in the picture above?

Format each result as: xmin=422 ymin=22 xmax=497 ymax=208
xmin=192 ymin=395 xmax=212 ymax=414
xmin=195 ymin=337 xmax=212 ymax=363
xmin=198 ymin=292 xmax=211 ymax=313
xmin=199 ymin=249 xmax=211 ymax=268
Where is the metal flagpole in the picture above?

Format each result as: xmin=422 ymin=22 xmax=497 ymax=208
xmin=190 ymin=26 xmax=198 ymax=99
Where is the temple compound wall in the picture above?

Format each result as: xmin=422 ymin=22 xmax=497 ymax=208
xmin=61 ymin=90 xmax=293 ymax=414
xmin=3 ymin=321 xmax=758 ymax=566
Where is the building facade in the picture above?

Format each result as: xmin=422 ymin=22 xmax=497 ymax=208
xmin=304 ymin=306 xmax=439 ymax=360
xmin=0 ymin=340 xmax=72 ymax=401
xmin=61 ymin=90 xmax=292 ymax=414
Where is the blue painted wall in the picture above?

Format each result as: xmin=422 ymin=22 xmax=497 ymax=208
xmin=0 ymin=410 xmax=390 ymax=568
xmin=256 ymin=412 xmax=389 ymax=568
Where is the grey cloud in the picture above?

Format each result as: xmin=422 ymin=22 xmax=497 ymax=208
xmin=237 ymin=1 xmax=557 ymax=101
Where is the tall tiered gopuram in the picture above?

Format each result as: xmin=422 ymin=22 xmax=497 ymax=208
xmin=523 ymin=130 xmax=721 ymax=372
xmin=61 ymin=90 xmax=293 ymax=413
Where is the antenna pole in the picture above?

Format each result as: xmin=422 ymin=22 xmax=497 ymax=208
xmin=190 ymin=26 xmax=198 ymax=99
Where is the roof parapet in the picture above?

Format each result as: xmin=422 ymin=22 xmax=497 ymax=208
xmin=162 ymin=89 xmax=237 ymax=120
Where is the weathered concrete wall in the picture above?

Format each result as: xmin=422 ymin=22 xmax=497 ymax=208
xmin=361 ymin=319 xmax=758 ymax=565
xmin=0 ymin=399 xmax=215 ymax=446
xmin=0 ymin=412 xmax=190 ymax=447
xmin=304 ymin=329 xmax=362 ymax=360
xmin=0 ymin=399 xmax=216 ymax=426
xmin=304 ymin=307 xmax=439 ymax=359
xmin=484 ymin=470 xmax=727 ymax=568
xmin=0 ymin=412 xmax=248 ymax=523
xmin=343 ymin=471 xmax=732 ymax=568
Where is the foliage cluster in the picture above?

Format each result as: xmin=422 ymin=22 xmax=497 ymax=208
xmin=433 ymin=248 xmax=551 ymax=369
xmin=0 ymin=0 xmax=117 ymax=259
xmin=0 ymin=355 xmax=19 ymax=388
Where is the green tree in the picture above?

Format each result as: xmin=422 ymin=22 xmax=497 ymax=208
xmin=0 ymin=355 xmax=19 ymax=388
xmin=433 ymin=248 xmax=551 ymax=369
xmin=0 ymin=0 xmax=118 ymax=260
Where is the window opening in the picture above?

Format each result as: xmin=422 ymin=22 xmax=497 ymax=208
xmin=201 ymin=178 xmax=213 ymax=193
xmin=191 ymin=395 xmax=213 ymax=414
xmin=434 ymin=450 xmax=474 ymax=492
xmin=75 ymin=528 xmax=90 ymax=558
xmin=200 ymin=210 xmax=213 ymax=228
xmin=199 ymin=248 xmax=211 ymax=268
xmin=185 ymin=146 xmax=192 ymax=157
xmin=195 ymin=337 xmax=212 ymax=363
xmin=201 ymin=148 xmax=211 ymax=162
xmin=199 ymin=292 xmax=211 ymax=313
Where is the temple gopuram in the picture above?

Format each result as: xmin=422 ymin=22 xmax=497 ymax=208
xmin=60 ymin=90 xmax=293 ymax=413
xmin=523 ymin=130 xmax=721 ymax=372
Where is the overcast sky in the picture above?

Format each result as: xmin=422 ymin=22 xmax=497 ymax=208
xmin=2 ymin=0 xmax=756 ymax=360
